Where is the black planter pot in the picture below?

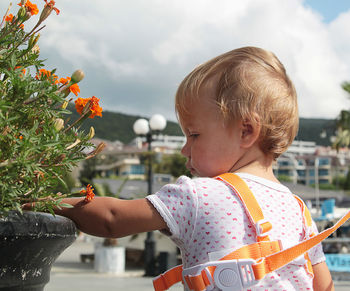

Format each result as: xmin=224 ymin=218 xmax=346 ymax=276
xmin=0 ymin=211 xmax=77 ymax=291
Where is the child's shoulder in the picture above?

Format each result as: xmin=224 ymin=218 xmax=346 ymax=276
xmin=172 ymin=174 xmax=292 ymax=194
xmin=156 ymin=175 xmax=230 ymax=198
xmin=234 ymin=173 xmax=293 ymax=193
xmin=174 ymin=175 xmax=229 ymax=190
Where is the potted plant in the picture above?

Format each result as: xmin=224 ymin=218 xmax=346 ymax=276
xmin=0 ymin=1 xmax=104 ymax=290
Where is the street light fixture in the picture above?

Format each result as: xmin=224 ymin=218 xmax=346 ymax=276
xmin=133 ymin=114 xmax=167 ymax=276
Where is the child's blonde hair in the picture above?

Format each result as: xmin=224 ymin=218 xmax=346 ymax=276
xmin=175 ymin=46 xmax=298 ymax=159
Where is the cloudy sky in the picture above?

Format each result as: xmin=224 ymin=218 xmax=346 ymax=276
xmin=2 ymin=0 xmax=350 ymax=121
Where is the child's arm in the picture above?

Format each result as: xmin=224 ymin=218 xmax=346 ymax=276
xmin=312 ymin=261 xmax=334 ymax=291
xmin=48 ymin=197 xmax=168 ymax=238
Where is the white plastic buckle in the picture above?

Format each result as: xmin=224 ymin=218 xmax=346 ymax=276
xmin=182 ymin=259 xmax=258 ymax=291
xmin=213 ymin=259 xmax=258 ymax=291
xmin=255 ymin=219 xmax=271 ymax=237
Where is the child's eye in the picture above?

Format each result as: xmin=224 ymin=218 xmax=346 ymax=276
xmin=189 ymin=133 xmax=199 ymax=138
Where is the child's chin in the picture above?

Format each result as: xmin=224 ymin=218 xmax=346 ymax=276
xmin=190 ymin=170 xmax=199 ymax=177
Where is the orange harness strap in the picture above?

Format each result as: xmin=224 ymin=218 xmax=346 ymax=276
xmin=293 ymin=194 xmax=316 ymax=276
xmin=252 ymin=209 xmax=350 ymax=280
xmin=217 ymin=173 xmax=272 ymax=242
xmin=181 ymin=212 xmax=350 ymax=291
xmin=152 ymin=174 xmax=350 ymax=291
xmin=153 ymin=265 xmax=183 ymax=291
xmin=153 ymin=240 xmax=282 ymax=291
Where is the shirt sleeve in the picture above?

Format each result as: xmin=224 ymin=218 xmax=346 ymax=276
xmin=146 ymin=176 xmax=198 ymax=245
xmin=308 ymin=220 xmax=326 ymax=265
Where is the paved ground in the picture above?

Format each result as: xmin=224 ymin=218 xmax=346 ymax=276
xmin=45 ymin=236 xmax=350 ymax=291
xmin=46 ymin=235 xmax=182 ymax=291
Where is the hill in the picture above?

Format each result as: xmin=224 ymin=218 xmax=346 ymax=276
xmin=296 ymin=118 xmax=337 ymax=146
xmin=67 ymin=104 xmax=182 ymax=144
xmin=68 ymin=105 xmax=338 ymax=145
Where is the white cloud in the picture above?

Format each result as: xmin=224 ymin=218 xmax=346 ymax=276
xmin=1 ymin=0 xmax=350 ymax=121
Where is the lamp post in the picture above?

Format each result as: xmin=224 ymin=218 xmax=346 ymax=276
xmin=133 ymin=114 xmax=167 ymax=276
xmin=315 ymin=156 xmax=320 ymax=216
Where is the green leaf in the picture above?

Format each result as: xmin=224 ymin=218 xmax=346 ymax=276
xmin=59 ymin=203 xmax=74 ymax=208
xmin=10 ymin=52 xmax=16 ymax=68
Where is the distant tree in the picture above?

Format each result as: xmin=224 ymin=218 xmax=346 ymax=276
xmin=333 ymin=82 xmax=350 ymax=190
xmin=277 ymin=175 xmax=292 ymax=182
xmin=334 ymin=82 xmax=350 ymax=149
xmin=52 ymin=171 xmax=77 ymax=193
xmin=155 ymin=152 xmax=191 ymax=178
xmin=79 ymin=157 xmax=98 ymax=186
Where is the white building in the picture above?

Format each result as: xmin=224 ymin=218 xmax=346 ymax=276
xmin=274 ymin=141 xmax=350 ymax=186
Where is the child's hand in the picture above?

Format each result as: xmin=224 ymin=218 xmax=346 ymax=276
xmin=21 ymin=202 xmax=35 ymax=211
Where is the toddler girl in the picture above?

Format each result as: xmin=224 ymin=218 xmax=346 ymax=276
xmin=50 ymin=47 xmax=334 ymax=290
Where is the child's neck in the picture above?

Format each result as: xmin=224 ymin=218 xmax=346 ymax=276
xmin=234 ymin=162 xmax=279 ymax=183
xmin=230 ymin=147 xmax=279 ymax=183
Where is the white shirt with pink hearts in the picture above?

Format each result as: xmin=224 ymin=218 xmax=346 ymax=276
xmin=146 ymin=172 xmax=325 ymax=290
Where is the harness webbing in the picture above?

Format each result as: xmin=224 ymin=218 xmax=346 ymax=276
xmin=152 ymin=173 xmax=350 ymax=291
xmin=216 ymin=173 xmax=272 ymax=242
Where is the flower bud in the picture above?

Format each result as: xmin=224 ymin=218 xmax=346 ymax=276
xmin=28 ymin=34 xmax=40 ymax=50
xmin=28 ymin=34 xmax=40 ymax=49
xmin=60 ymin=87 xmax=71 ymax=98
xmin=38 ymin=5 xmax=52 ymax=24
xmin=38 ymin=0 xmax=60 ymax=25
xmin=95 ymin=142 xmax=106 ymax=155
xmin=31 ymin=44 xmax=40 ymax=54
xmin=17 ymin=6 xmax=26 ymax=19
xmin=24 ymin=11 xmax=32 ymax=21
xmin=62 ymin=100 xmax=69 ymax=109
xmin=28 ymin=34 xmax=35 ymax=49
xmin=85 ymin=142 xmax=106 ymax=159
xmin=88 ymin=127 xmax=95 ymax=140
xmin=0 ymin=160 xmax=9 ymax=167
xmin=66 ymin=139 xmax=81 ymax=150
xmin=54 ymin=118 xmax=64 ymax=131
xmin=70 ymin=69 xmax=85 ymax=84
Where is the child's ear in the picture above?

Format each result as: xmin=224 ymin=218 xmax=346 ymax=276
xmin=240 ymin=114 xmax=261 ymax=148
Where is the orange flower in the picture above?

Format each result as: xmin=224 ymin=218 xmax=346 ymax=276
xmin=15 ymin=66 xmax=26 ymax=77
xmin=35 ymin=68 xmax=58 ymax=84
xmin=89 ymin=96 xmax=103 ymax=118
xmin=39 ymin=0 xmax=60 ymax=24
xmin=59 ymin=76 xmax=71 ymax=85
xmin=35 ymin=68 xmax=50 ymax=79
xmin=74 ymin=98 xmax=87 ymax=113
xmin=75 ymin=96 xmax=102 ymax=119
xmin=80 ymin=184 xmax=95 ymax=202
xmin=5 ymin=14 xmax=14 ymax=22
xmin=69 ymin=83 xmax=80 ymax=96
xmin=18 ymin=0 xmax=39 ymax=16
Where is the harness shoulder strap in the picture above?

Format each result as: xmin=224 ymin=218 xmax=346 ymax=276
xmin=216 ymin=173 xmax=272 ymax=242
xmin=153 ymin=174 xmax=350 ymax=291
xmin=182 ymin=210 xmax=350 ymax=291
xmin=153 ymin=173 xmax=276 ymax=291
xmin=293 ymin=194 xmax=315 ymax=235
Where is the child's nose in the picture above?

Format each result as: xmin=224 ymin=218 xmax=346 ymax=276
xmin=181 ymin=141 xmax=190 ymax=158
